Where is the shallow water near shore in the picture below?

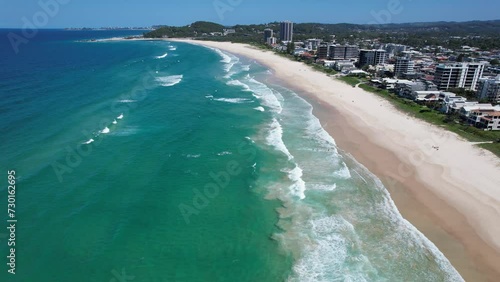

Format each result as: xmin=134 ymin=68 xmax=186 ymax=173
xmin=0 ymin=30 xmax=463 ymax=281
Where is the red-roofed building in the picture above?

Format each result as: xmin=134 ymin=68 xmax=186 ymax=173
xmin=468 ymin=109 xmax=500 ymax=130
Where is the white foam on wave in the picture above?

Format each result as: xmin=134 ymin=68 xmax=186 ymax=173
xmin=334 ymin=162 xmax=352 ymax=179
xmin=156 ymin=75 xmax=183 ymax=87
xmin=226 ymin=80 xmax=252 ymax=91
xmin=117 ymin=114 xmax=124 ymax=120
xmin=155 ymin=52 xmax=168 ymax=59
xmin=112 ymin=120 xmax=117 ymax=125
xmin=254 ymin=106 xmax=265 ymax=112
xmin=291 ymin=215 xmax=374 ymax=282
xmin=119 ymin=99 xmax=137 ymax=103
xmin=286 ymin=165 xmax=306 ymax=199
xmin=168 ymin=45 xmax=177 ymax=51
xmin=205 ymin=94 xmax=214 ymax=99
xmin=266 ymin=118 xmax=293 ymax=160
xmin=186 ymin=154 xmax=201 ymax=159
xmin=350 ymin=162 xmax=465 ymax=281
xmin=227 ymin=78 xmax=282 ymax=113
xmin=310 ymin=183 xmax=337 ymax=191
xmin=217 ymin=151 xmax=232 ymax=156
xmin=83 ymin=139 xmax=94 ymax=145
xmin=246 ymin=78 xmax=283 ymax=113
xmin=224 ymin=62 xmax=250 ymax=79
xmin=279 ymin=87 xmax=348 ymax=180
xmin=213 ymin=48 xmax=231 ymax=64
xmin=304 ymin=111 xmax=338 ymax=151
xmin=213 ymin=98 xmax=253 ymax=104
xmin=211 ymin=48 xmax=239 ymax=73
xmin=100 ymin=127 xmax=110 ymax=134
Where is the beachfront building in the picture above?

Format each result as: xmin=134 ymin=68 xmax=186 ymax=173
xmin=329 ymin=45 xmax=360 ymax=60
xmin=266 ymin=37 xmax=277 ymax=45
xmin=400 ymin=90 xmax=465 ymax=106
xmin=433 ymin=62 xmax=485 ymax=91
xmin=477 ymin=75 xmax=500 ymax=104
xmin=264 ymin=28 xmax=273 ymax=43
xmin=410 ymin=91 xmax=441 ymax=103
xmin=372 ymin=78 xmax=412 ymax=90
xmin=468 ymin=109 xmax=500 ymax=130
xmin=317 ymin=44 xmax=330 ymax=60
xmin=293 ymin=47 xmax=308 ymax=56
xmin=441 ymin=94 xmax=468 ymax=113
xmin=223 ymin=29 xmax=236 ymax=36
xmin=459 ymin=103 xmax=499 ymax=117
xmin=358 ymin=49 xmax=386 ymax=67
xmin=280 ymin=21 xmax=293 ymax=42
xmin=306 ymin=38 xmax=322 ymax=51
xmin=333 ymin=60 xmax=357 ymax=73
xmin=395 ymin=80 xmax=438 ymax=99
xmin=394 ymin=56 xmax=415 ymax=78
xmin=383 ymin=43 xmax=407 ymax=58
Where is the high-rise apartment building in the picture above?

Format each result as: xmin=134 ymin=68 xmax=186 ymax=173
xmin=305 ymin=38 xmax=322 ymax=51
xmin=433 ymin=63 xmax=485 ymax=91
xmin=280 ymin=21 xmax=293 ymax=42
xmin=329 ymin=45 xmax=359 ymax=60
xmin=317 ymin=44 xmax=330 ymax=59
xmin=358 ymin=49 xmax=386 ymax=67
xmin=477 ymin=75 xmax=500 ymax=103
xmin=263 ymin=29 xmax=273 ymax=43
xmin=394 ymin=56 xmax=415 ymax=78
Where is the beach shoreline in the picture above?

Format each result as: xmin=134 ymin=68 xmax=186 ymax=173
xmin=170 ymin=39 xmax=500 ymax=281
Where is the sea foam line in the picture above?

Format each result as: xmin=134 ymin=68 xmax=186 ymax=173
xmin=226 ymin=79 xmax=282 ymax=113
xmin=155 ymin=52 xmax=168 ymax=59
xmin=266 ymin=118 xmax=293 ymax=160
xmin=287 ymin=165 xmax=306 ymax=199
xmin=210 ymin=47 xmax=239 ymax=73
xmin=156 ymin=75 xmax=183 ymax=87
xmin=213 ymin=98 xmax=253 ymax=104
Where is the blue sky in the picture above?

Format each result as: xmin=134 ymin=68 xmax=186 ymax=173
xmin=1 ymin=0 xmax=499 ymax=28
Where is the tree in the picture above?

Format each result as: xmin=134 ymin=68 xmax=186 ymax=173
xmin=490 ymin=59 xmax=500 ymax=66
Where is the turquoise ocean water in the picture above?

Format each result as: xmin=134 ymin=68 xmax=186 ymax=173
xmin=0 ymin=30 xmax=463 ymax=281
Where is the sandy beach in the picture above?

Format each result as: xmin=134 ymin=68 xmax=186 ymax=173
xmin=170 ymin=39 xmax=500 ymax=281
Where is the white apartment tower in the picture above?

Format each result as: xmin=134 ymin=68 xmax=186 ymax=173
xmin=477 ymin=75 xmax=500 ymax=103
xmin=434 ymin=62 xmax=485 ymax=91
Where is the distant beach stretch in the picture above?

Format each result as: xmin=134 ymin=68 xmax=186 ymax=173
xmin=173 ymin=39 xmax=500 ymax=281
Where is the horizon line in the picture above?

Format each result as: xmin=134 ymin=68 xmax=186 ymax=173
xmin=1 ymin=18 xmax=500 ymax=30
